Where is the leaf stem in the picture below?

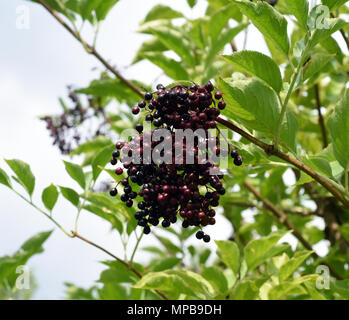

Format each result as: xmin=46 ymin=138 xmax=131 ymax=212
xmin=130 ymin=230 xmax=144 ymax=265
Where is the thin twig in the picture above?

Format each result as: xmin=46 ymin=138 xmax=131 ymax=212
xmin=330 ymin=12 xmax=349 ymax=51
xmin=71 ymin=231 xmax=169 ymax=300
xmin=36 ymin=0 xmax=143 ymax=98
xmin=243 ymin=180 xmax=343 ymax=280
xmin=314 ymin=84 xmax=328 ymax=148
xmin=216 ymin=116 xmax=349 ymax=209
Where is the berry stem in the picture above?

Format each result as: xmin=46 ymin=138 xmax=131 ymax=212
xmin=130 ymin=230 xmax=144 ymax=266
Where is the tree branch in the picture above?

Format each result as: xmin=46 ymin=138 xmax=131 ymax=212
xmin=314 ymin=84 xmax=328 ymax=148
xmin=217 ymin=116 xmax=349 ymax=209
xmin=36 ymin=0 xmax=144 ymax=98
xmin=243 ymin=181 xmax=343 ymax=280
xmin=71 ymin=231 xmax=169 ymax=300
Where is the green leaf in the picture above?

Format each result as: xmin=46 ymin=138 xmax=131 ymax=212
xmin=322 ymin=0 xmax=348 ymax=11
xmin=0 ymin=167 xmax=12 ymax=188
xmin=208 ymin=4 xmax=242 ymax=43
xmin=303 ymin=53 xmax=334 ymax=81
xmin=41 ymin=184 xmax=59 ymax=211
xmin=230 ymin=279 xmax=260 ymax=300
xmin=219 ymin=77 xmax=298 ymax=151
xmin=244 ymin=230 xmax=289 ymax=271
xmin=133 ymin=270 xmax=215 ymax=299
xmin=339 ymin=223 xmax=349 ymax=242
xmin=232 ymin=0 xmax=289 ymax=55
xmin=279 ymin=251 xmax=313 ymax=282
xmin=59 ymin=186 xmax=80 ymax=207
xmin=150 ymin=26 xmax=195 ymax=66
xmin=284 ymin=0 xmax=309 ymax=30
xmin=70 ymin=136 xmax=113 ymax=156
xmin=327 ymin=90 xmax=349 ymax=169
xmin=143 ymin=5 xmax=183 ymax=23
xmin=309 ymin=16 xmax=348 ymax=50
xmin=5 ymin=159 xmax=35 ymax=196
xmin=95 ymin=0 xmax=119 ymax=21
xmin=215 ymin=240 xmax=240 ymax=275
xmin=187 ymin=0 xmax=198 ymax=8
xmin=202 ymin=266 xmax=228 ymax=294
xmin=223 ymin=51 xmax=283 ymax=92
xmin=76 ymin=78 xmax=140 ymax=105
xmin=92 ymin=144 xmax=115 ymax=181
xmin=0 ymin=230 xmax=52 ymax=286
xmin=63 ymin=161 xmax=86 ymax=189
xmin=150 ymin=257 xmax=181 ymax=272
xmin=99 ymin=261 xmax=136 ymax=284
xmin=140 ymin=52 xmax=189 ymax=80
xmin=205 ymin=24 xmax=247 ymax=67
xmin=132 ymin=37 xmax=167 ymax=64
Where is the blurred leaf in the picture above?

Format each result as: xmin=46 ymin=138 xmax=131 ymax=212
xmin=322 ymin=0 xmax=348 ymax=11
xmin=339 ymin=223 xmax=349 ymax=242
xmin=5 ymin=159 xmax=35 ymax=196
xmin=0 ymin=167 xmax=12 ymax=188
xmin=230 ymin=279 xmax=259 ymax=300
xmin=70 ymin=136 xmax=113 ymax=156
xmin=95 ymin=0 xmax=119 ymax=21
xmin=143 ymin=5 xmax=183 ymax=23
xmin=0 ymin=231 xmax=52 ymax=287
xmin=150 ymin=257 xmax=181 ymax=272
xmin=132 ymin=37 xmax=167 ymax=64
xmin=41 ymin=184 xmax=59 ymax=211
xmin=327 ymin=90 xmax=349 ymax=169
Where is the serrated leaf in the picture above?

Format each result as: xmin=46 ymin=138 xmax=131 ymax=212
xmin=223 ymin=51 xmax=283 ymax=92
xmin=5 ymin=159 xmax=35 ymax=196
xmin=42 ymin=184 xmax=59 ymax=211
xmin=63 ymin=161 xmax=86 ymax=189
xmin=0 ymin=167 xmax=12 ymax=188
xmin=244 ymin=230 xmax=289 ymax=271
xmin=232 ymin=0 xmax=290 ymax=55
xmin=327 ymin=90 xmax=349 ymax=169
xmin=284 ymin=0 xmax=309 ymax=30
xmin=59 ymin=186 xmax=79 ymax=206
xmin=215 ymin=240 xmax=240 ymax=275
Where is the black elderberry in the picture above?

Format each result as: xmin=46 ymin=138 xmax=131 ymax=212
xmin=112 ymin=150 xmax=120 ymax=158
xmin=162 ymin=219 xmax=170 ymax=228
xmin=196 ymin=230 xmax=204 ymax=239
xmin=203 ymin=234 xmax=211 ymax=243
xmin=156 ymin=84 xmax=165 ymax=90
xmin=132 ymin=106 xmax=140 ymax=115
xmin=136 ymin=124 xmax=143 ymax=133
xmin=145 ymin=114 xmax=153 ymax=122
xmin=234 ymin=155 xmax=243 ymax=166
xmin=126 ymin=199 xmax=133 ymax=207
xmin=138 ymin=100 xmax=146 ymax=108
xmin=138 ymin=219 xmax=147 ymax=227
xmin=143 ymin=225 xmax=151 ymax=234
xmin=144 ymin=92 xmax=153 ymax=101
xmin=109 ymin=188 xmax=118 ymax=196
xmin=120 ymin=194 xmax=128 ymax=202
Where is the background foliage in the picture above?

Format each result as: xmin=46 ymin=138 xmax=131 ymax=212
xmin=1 ymin=0 xmax=349 ymax=300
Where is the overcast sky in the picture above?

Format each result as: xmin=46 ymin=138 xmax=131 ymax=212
xmin=1 ymin=0 xmax=338 ymax=299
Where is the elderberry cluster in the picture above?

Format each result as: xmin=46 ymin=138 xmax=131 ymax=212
xmin=109 ymin=82 xmax=243 ymax=242
xmin=41 ymin=88 xmax=108 ymax=154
